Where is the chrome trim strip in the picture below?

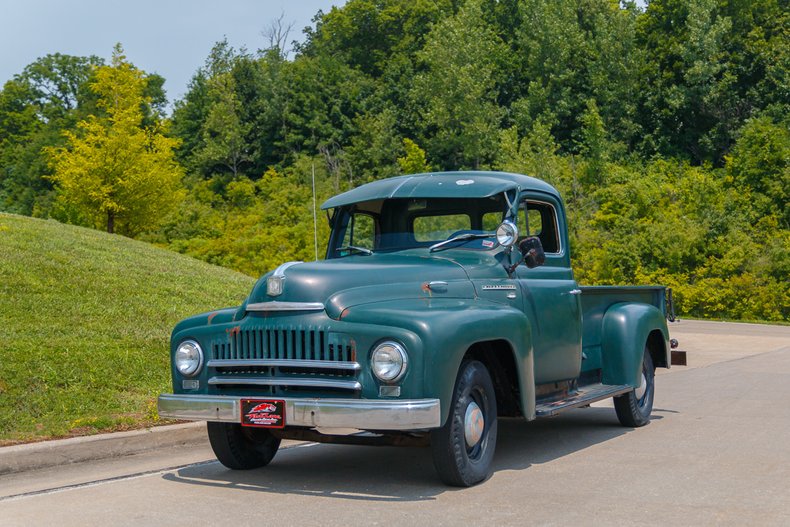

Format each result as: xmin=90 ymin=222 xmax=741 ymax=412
xmin=208 ymin=359 xmax=360 ymax=371
xmin=208 ymin=377 xmax=362 ymax=391
xmin=272 ymin=261 xmax=302 ymax=277
xmin=158 ymin=394 xmax=441 ymax=430
xmin=246 ymin=301 xmax=324 ymax=312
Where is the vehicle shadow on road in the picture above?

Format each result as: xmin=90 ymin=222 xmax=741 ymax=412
xmin=162 ymin=407 xmax=655 ymax=502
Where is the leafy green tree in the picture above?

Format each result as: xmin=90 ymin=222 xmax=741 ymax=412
xmin=411 ymin=0 xmax=506 ymax=169
xmin=397 ymin=138 xmax=431 ymax=174
xmin=48 ymin=45 xmax=184 ymax=235
xmin=194 ymin=72 xmax=251 ymax=178
xmin=725 ymin=115 xmax=790 ymax=226
xmin=0 ymin=54 xmax=103 ymax=215
xmin=301 ymin=0 xmax=455 ymax=76
xmin=345 ymin=106 xmax=403 ymax=182
xmin=578 ymin=99 xmax=610 ymax=186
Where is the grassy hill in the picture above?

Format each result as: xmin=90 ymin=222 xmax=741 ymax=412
xmin=0 ymin=213 xmax=256 ymax=444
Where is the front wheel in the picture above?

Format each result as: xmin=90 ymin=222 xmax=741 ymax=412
xmin=614 ymin=346 xmax=655 ymax=427
xmin=431 ymin=360 xmax=498 ymax=487
xmin=207 ymin=422 xmax=281 ymax=470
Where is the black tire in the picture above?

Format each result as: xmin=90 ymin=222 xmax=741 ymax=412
xmin=207 ymin=422 xmax=281 ymax=470
xmin=431 ymin=360 xmax=498 ymax=487
xmin=614 ymin=346 xmax=655 ymax=427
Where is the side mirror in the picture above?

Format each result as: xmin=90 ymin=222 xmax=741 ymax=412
xmin=519 ymin=237 xmax=545 ymax=268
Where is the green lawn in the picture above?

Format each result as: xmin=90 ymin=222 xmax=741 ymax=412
xmin=0 ymin=213 xmax=255 ymax=443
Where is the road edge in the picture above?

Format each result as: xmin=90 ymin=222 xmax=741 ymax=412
xmin=0 ymin=422 xmax=206 ymax=475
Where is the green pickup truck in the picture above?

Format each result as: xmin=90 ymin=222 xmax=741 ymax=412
xmin=159 ymin=171 xmax=681 ymax=487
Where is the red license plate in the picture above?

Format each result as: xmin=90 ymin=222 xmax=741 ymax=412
xmin=240 ymin=399 xmax=285 ymax=428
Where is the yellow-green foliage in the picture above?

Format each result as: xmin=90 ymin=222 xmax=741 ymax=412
xmin=155 ymin=164 xmax=335 ymax=277
xmin=0 ymin=213 xmax=254 ymax=442
xmin=47 ymin=45 xmax=184 ymax=236
xmin=569 ymin=160 xmax=788 ymax=321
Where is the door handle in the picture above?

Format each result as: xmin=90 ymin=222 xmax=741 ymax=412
xmin=569 ymin=289 xmax=582 ymax=295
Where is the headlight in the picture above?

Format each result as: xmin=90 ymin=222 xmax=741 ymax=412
xmin=175 ymin=340 xmax=203 ymax=377
xmin=371 ymin=341 xmax=408 ymax=383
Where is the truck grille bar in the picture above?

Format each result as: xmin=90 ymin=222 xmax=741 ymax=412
xmin=208 ymin=377 xmax=362 ymax=391
xmin=207 ymin=359 xmax=360 ymax=371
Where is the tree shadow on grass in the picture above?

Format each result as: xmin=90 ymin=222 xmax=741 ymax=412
xmin=162 ymin=407 xmax=658 ymax=502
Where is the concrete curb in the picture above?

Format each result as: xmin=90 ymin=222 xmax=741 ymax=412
xmin=0 ymin=422 xmax=207 ymax=475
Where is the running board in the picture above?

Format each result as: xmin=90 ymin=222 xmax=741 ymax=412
xmin=535 ymin=383 xmax=633 ymax=417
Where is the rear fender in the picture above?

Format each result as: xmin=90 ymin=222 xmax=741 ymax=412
xmin=601 ymin=303 xmax=669 ymax=387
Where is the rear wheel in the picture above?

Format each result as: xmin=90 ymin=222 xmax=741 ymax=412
xmin=207 ymin=422 xmax=281 ymax=470
xmin=614 ymin=346 xmax=655 ymax=427
xmin=431 ymin=360 xmax=498 ymax=487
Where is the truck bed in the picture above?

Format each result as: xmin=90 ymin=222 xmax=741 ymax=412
xmin=579 ymin=285 xmax=669 ymax=374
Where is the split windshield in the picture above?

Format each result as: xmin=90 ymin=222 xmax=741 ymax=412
xmin=330 ymin=196 xmax=507 ymax=257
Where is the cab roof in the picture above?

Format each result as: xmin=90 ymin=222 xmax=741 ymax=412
xmin=320 ymin=171 xmax=560 ymax=210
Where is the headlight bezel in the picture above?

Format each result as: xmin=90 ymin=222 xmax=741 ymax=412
xmin=175 ymin=339 xmax=204 ymax=377
xmin=370 ymin=340 xmax=409 ymax=383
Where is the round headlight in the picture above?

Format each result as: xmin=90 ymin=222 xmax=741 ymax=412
xmin=496 ymin=220 xmax=519 ymax=247
xmin=175 ymin=340 xmax=203 ymax=377
xmin=371 ymin=341 xmax=408 ymax=383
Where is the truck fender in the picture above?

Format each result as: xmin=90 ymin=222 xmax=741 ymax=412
xmin=336 ymin=298 xmax=537 ymax=425
xmin=600 ymin=303 xmax=669 ymax=388
xmin=426 ymin=305 xmax=536 ymax=424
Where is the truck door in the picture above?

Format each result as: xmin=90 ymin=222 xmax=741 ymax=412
xmin=514 ymin=197 xmax=583 ymax=384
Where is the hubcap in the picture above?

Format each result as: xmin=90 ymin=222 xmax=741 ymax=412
xmin=635 ymin=372 xmax=647 ymax=400
xmin=464 ymin=401 xmax=485 ymax=448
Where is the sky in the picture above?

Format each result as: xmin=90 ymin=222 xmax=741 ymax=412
xmin=0 ymin=0 xmax=346 ymax=105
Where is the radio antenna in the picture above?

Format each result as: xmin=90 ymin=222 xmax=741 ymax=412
xmin=312 ymin=163 xmax=319 ymax=261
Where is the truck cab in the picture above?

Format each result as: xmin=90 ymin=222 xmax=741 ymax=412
xmin=159 ymin=171 xmax=675 ymax=486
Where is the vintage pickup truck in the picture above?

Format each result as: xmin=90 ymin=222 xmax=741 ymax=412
xmin=159 ymin=171 xmax=682 ymax=487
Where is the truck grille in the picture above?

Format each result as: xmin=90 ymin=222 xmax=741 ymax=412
xmin=208 ymin=325 xmax=360 ymax=392
xmin=213 ymin=326 xmax=354 ymax=362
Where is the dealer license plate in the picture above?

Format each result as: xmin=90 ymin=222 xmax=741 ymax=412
xmin=240 ymin=399 xmax=285 ymax=428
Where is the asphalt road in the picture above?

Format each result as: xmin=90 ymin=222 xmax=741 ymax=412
xmin=2 ymin=320 xmax=789 ymax=526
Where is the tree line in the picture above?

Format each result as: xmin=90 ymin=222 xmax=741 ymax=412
xmin=0 ymin=0 xmax=787 ymax=321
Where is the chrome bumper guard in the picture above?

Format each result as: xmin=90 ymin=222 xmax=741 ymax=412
xmin=158 ymin=394 xmax=441 ymax=431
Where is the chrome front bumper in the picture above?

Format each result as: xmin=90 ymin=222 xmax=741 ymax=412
xmin=158 ymin=394 xmax=441 ymax=431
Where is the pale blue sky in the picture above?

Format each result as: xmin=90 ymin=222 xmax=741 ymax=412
xmin=0 ymin=0 xmax=346 ymax=104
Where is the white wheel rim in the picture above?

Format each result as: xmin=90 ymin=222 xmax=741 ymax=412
xmin=635 ymin=372 xmax=647 ymax=400
xmin=464 ymin=401 xmax=484 ymax=448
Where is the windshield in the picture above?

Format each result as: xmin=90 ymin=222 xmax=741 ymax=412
xmin=330 ymin=196 xmax=507 ymax=257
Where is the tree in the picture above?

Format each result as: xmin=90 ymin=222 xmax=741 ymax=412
xmin=0 ymin=54 xmax=103 ymax=215
xmin=411 ymin=0 xmax=506 ymax=169
xmin=48 ymin=45 xmax=184 ymax=236
xmin=194 ymin=72 xmax=252 ymax=179
xmin=725 ymin=115 xmax=790 ymax=226
xmin=397 ymin=138 xmax=431 ymax=174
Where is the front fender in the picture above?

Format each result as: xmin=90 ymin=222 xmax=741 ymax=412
xmin=339 ymin=298 xmax=535 ymax=424
xmin=601 ymin=303 xmax=669 ymax=387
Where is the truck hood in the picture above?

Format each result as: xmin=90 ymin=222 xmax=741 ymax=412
xmin=246 ymin=250 xmax=510 ymax=318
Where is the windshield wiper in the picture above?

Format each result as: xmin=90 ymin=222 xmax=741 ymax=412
xmin=336 ymin=245 xmax=374 ymax=256
xmin=429 ymin=233 xmax=495 ymax=252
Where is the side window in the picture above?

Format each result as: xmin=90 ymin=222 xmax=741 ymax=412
xmin=519 ymin=200 xmax=560 ymax=254
xmin=341 ymin=213 xmax=376 ymax=250
xmin=413 ymin=214 xmax=471 ymax=241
